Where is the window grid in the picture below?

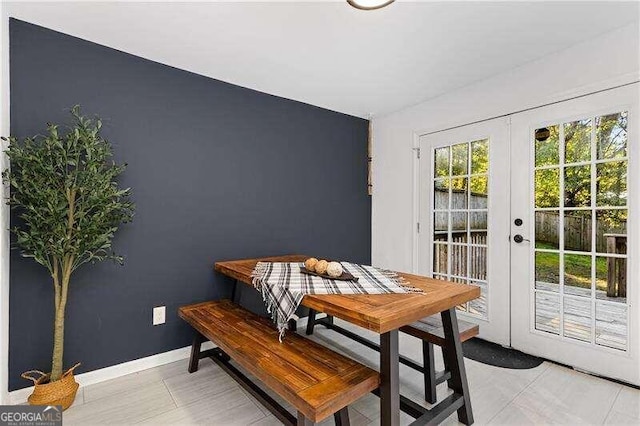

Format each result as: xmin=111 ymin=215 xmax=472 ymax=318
xmin=532 ymin=112 xmax=629 ymax=351
xmin=432 ymin=140 xmax=489 ymax=319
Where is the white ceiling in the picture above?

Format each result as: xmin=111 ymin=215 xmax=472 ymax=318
xmin=4 ymin=1 xmax=639 ymax=118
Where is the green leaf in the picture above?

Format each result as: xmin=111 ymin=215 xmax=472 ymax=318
xmin=2 ymin=106 xmax=135 ymax=275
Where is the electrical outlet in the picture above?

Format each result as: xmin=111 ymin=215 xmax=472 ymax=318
xmin=153 ymin=306 xmax=166 ymax=326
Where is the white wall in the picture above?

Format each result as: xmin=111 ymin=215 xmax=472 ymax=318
xmin=371 ymin=22 xmax=640 ymax=272
xmin=0 ymin=1 xmax=10 ymax=404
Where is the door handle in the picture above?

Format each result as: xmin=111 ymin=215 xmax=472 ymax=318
xmin=513 ymin=234 xmax=530 ymax=243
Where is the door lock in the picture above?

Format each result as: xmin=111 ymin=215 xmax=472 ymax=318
xmin=514 ymin=218 xmax=523 ymax=226
xmin=513 ymin=234 xmax=530 ymax=243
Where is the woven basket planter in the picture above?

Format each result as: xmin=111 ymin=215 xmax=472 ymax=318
xmin=21 ymin=363 xmax=80 ymax=410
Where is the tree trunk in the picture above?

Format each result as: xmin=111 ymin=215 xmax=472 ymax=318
xmin=50 ymin=259 xmax=71 ymax=382
xmin=50 ymin=303 xmax=66 ymax=382
xmin=51 ymin=190 xmax=76 ymax=382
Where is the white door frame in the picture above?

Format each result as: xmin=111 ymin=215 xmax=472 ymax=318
xmin=0 ymin=6 xmax=11 ymax=405
xmin=510 ymin=84 xmax=639 ymax=385
xmin=415 ymin=117 xmax=511 ymax=346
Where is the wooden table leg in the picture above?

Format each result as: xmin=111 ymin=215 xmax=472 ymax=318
xmin=607 ymin=254 xmax=616 ymax=297
xmin=380 ymin=329 xmax=400 ymax=426
xmin=441 ymin=308 xmax=473 ymax=425
xmin=618 ymin=256 xmax=626 ymax=298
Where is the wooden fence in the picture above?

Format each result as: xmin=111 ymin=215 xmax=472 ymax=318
xmin=433 ymin=188 xmax=488 ymax=278
xmin=434 ymin=189 xmax=487 ymax=210
xmin=535 ymin=211 xmax=627 ymax=253
xmin=536 ymin=211 xmax=627 ymax=297
xmin=433 ymin=232 xmax=487 ymax=279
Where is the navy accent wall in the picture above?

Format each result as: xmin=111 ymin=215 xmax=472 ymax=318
xmin=8 ymin=19 xmax=370 ymax=391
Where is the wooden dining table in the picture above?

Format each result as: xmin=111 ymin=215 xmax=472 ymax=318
xmin=215 ymin=255 xmax=480 ymax=426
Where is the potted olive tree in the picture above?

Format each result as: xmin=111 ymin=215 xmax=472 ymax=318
xmin=2 ymin=106 xmax=134 ymax=409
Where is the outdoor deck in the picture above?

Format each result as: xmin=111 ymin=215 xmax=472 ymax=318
xmin=535 ymin=282 xmax=627 ymax=351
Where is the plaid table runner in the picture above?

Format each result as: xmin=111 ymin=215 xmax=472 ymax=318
xmin=251 ymin=262 xmax=422 ymax=339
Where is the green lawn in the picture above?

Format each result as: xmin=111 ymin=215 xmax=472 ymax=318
xmin=535 ymin=242 xmax=607 ymax=290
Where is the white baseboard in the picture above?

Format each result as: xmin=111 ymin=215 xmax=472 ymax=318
xmin=8 ymin=341 xmax=215 ymax=405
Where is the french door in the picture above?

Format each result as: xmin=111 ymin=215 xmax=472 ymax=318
xmin=417 ymin=84 xmax=639 ymax=384
xmin=511 ymin=85 xmax=639 ymax=385
xmin=418 ymin=118 xmax=511 ymax=346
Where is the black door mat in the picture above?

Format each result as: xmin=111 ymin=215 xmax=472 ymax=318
xmin=462 ymin=338 xmax=544 ymax=369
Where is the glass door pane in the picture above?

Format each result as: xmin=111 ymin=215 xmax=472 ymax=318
xmin=532 ymin=111 xmax=629 ymax=351
xmin=431 ymin=139 xmax=489 ymax=318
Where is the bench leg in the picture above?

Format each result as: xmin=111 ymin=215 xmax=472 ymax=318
xmin=441 ymin=308 xmax=473 ymax=425
xmin=441 ymin=346 xmax=455 ymax=391
xmin=188 ymin=332 xmax=205 ymax=373
xmin=422 ymin=340 xmax=438 ymax=404
xmin=307 ymin=311 xmax=335 ymax=336
xmin=230 ymin=279 xmax=238 ymax=303
xmin=306 ymin=309 xmax=317 ymax=335
xmin=297 ymin=411 xmax=314 ymax=426
xmin=288 ymin=319 xmax=298 ymax=332
xmin=334 ymin=407 xmax=350 ymax=426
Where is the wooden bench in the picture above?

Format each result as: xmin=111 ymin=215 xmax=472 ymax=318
xmin=179 ymin=300 xmax=380 ymax=426
xmin=307 ymin=311 xmax=478 ymax=405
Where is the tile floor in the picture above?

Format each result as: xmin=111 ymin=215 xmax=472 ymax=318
xmin=59 ymin=319 xmax=639 ymax=425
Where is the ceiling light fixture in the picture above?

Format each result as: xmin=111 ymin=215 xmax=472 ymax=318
xmin=347 ymin=0 xmax=395 ymax=11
